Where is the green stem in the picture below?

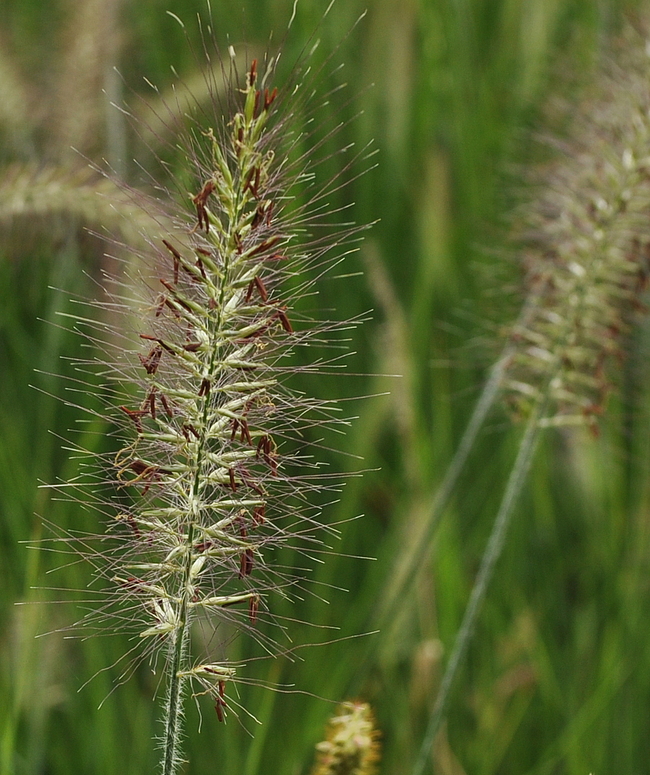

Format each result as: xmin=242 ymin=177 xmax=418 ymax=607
xmin=412 ymin=398 xmax=545 ymax=775
xmin=161 ymin=631 xmax=185 ymax=775
xmin=161 ymin=522 xmax=195 ymax=775
xmin=375 ymin=289 xmax=545 ymax=636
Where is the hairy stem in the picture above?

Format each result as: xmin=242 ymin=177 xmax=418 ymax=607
xmin=162 ymin=542 xmax=192 ymax=775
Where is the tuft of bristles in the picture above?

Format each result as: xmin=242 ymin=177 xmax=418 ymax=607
xmin=44 ymin=25 xmax=371 ymax=774
xmin=503 ymin=21 xmax=650 ymax=431
xmin=311 ymin=701 xmax=381 ymax=775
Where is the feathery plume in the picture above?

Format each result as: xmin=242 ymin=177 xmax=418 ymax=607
xmin=505 ymin=21 xmax=650 ymax=430
xmin=42 ymin=15 xmax=371 ymax=773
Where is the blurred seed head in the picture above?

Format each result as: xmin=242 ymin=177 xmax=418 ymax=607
xmin=504 ymin=20 xmax=650 ymax=430
xmin=312 ymin=701 xmax=381 ymax=775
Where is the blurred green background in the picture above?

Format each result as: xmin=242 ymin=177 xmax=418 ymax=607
xmin=2 ymin=0 xmax=650 ymax=773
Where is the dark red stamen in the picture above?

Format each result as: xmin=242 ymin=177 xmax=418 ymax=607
xmin=120 ymin=405 xmax=147 ymax=433
xmin=198 ymin=378 xmax=211 ymax=397
xmin=160 ymin=394 xmax=173 ymax=418
xmin=249 ymin=596 xmax=259 ymax=624
xmin=239 ymin=548 xmax=254 ymax=578
xmin=162 ymin=239 xmax=181 ymax=284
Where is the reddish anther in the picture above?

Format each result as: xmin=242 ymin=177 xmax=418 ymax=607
xmin=253 ymin=89 xmax=260 ymax=118
xmin=124 ymin=459 xmax=172 ymax=494
xmin=277 ymin=308 xmax=292 ymax=333
xmin=245 ymin=280 xmax=253 ymax=302
xmin=247 ymin=235 xmax=282 ymax=259
xmin=124 ymin=513 xmax=141 ymax=538
xmin=256 ymin=435 xmax=278 ymax=475
xmin=192 ymin=180 xmax=216 ymax=233
xmin=195 ymin=258 xmax=207 ymax=280
xmin=255 ymin=276 xmax=269 ymax=301
xmin=244 ymin=166 xmax=261 ymax=198
xmin=181 ymin=424 xmax=199 ymax=441
xmin=245 ymin=275 xmax=269 ymax=303
xmin=251 ymin=200 xmax=273 ymax=229
xmin=141 ymin=388 xmax=157 ymax=421
xmin=237 ymin=466 xmax=265 ymax=496
xmin=256 ymin=435 xmax=268 ymax=461
xmin=160 ymin=393 xmax=173 ymax=418
xmin=194 ymin=540 xmax=214 ymax=552
xmin=119 ymin=576 xmax=144 ymax=590
xmin=128 ymin=459 xmax=171 ymax=477
xmin=249 ymin=596 xmax=259 ymax=625
xmin=120 ymin=405 xmax=148 ymax=433
xmin=230 ymin=417 xmax=252 ymax=445
xmin=214 ymin=680 xmax=227 ymax=722
xmin=160 ymin=279 xmax=192 ymax=313
xmin=198 ymin=378 xmax=211 ymax=397
xmin=240 ymin=418 xmax=252 ymax=445
xmin=228 ymin=468 xmax=237 ymax=492
xmin=253 ymin=505 xmax=266 ymax=525
xmin=140 ymin=334 xmax=176 ymax=355
xmin=139 ymin=345 xmax=163 ymax=375
xmin=239 ymin=548 xmax=254 ymax=578
xmin=243 ymin=167 xmax=255 ymax=193
xmin=264 ymin=87 xmax=278 ymax=110
xmin=251 ymin=205 xmax=264 ymax=230
xmin=248 ymin=59 xmax=257 ymax=86
xmin=154 ymin=295 xmax=166 ymax=317
xmin=162 ymin=239 xmax=181 ymax=284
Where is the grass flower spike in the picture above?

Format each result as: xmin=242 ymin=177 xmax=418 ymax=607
xmin=46 ymin=19 xmax=370 ymax=774
xmin=412 ymin=21 xmax=650 ymax=773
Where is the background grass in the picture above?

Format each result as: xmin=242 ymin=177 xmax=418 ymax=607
xmin=2 ymin=0 xmax=650 ymax=773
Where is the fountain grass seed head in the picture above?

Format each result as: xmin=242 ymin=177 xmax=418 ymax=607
xmin=503 ymin=21 xmax=650 ymax=431
xmin=43 ymin=12 xmax=373 ymax=773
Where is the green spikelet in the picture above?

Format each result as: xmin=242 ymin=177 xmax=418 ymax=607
xmin=312 ymin=701 xmax=381 ymax=775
